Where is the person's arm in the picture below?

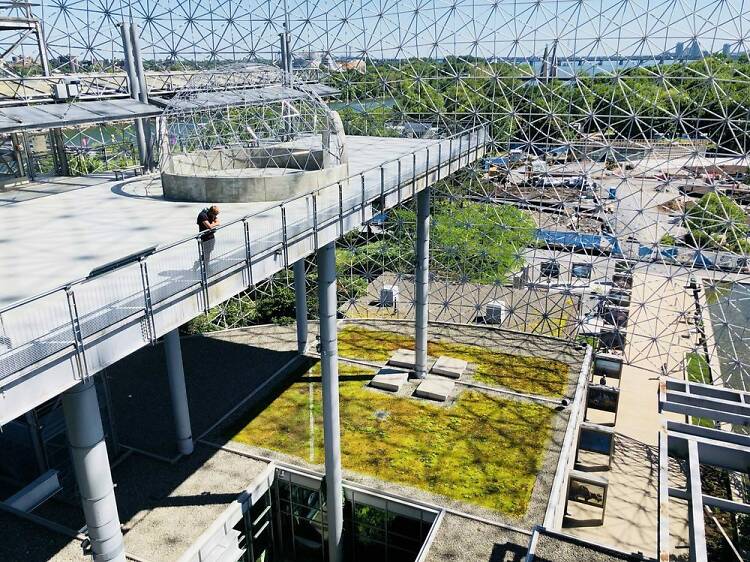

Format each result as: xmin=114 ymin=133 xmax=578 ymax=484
xmin=201 ymin=219 xmax=213 ymax=230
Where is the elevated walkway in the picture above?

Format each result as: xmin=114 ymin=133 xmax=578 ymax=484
xmin=0 ymin=128 xmax=487 ymax=425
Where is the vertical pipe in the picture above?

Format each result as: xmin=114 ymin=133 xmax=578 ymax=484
xmin=285 ymin=29 xmax=293 ymax=82
xmin=120 ymin=22 xmax=147 ymax=170
xmin=34 ymin=21 xmax=51 ymax=76
xmin=317 ymin=241 xmax=343 ymax=562
xmin=293 ymin=259 xmax=308 ymax=354
xmin=62 ymin=379 xmax=125 ymax=562
xmin=279 ymin=32 xmax=288 ymax=85
xmin=164 ymin=329 xmax=194 ymax=455
xmin=414 ymin=186 xmax=431 ymax=378
xmin=129 ymin=23 xmax=152 ymax=171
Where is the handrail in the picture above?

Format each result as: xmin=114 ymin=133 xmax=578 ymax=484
xmin=0 ymin=126 xmax=488 ymax=384
xmin=0 ymin=125 xmax=486 ymax=315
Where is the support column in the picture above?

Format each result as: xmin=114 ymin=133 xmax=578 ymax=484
xmin=119 ymin=22 xmax=147 ymax=170
xmin=62 ymin=379 xmax=125 ymax=562
xmin=317 ymin=241 xmax=343 ymax=562
xmin=164 ymin=329 xmax=194 ymax=455
xmin=293 ymin=259 xmax=308 ymax=354
xmin=414 ymin=186 xmax=431 ymax=378
xmin=129 ymin=23 xmax=152 ymax=171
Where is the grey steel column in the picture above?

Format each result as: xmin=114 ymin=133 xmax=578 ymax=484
xmin=129 ymin=23 xmax=152 ymax=171
xmin=415 ymin=186 xmax=431 ymax=378
xmin=164 ymin=329 xmax=194 ymax=455
xmin=120 ymin=22 xmax=147 ymax=170
xmin=62 ymin=379 xmax=125 ymax=562
xmin=293 ymin=259 xmax=308 ymax=354
xmin=317 ymin=241 xmax=343 ymax=562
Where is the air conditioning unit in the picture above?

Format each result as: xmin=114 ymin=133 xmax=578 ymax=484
xmin=66 ymin=82 xmax=80 ymax=98
xmin=52 ymin=82 xmax=68 ymax=101
xmin=379 ymin=284 xmax=399 ymax=307
xmin=485 ymin=300 xmax=507 ymax=324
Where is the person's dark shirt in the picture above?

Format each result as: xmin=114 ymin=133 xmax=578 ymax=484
xmin=197 ymin=209 xmax=215 ymax=241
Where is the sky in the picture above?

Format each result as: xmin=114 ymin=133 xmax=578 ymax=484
xmin=4 ymin=0 xmax=746 ymax=64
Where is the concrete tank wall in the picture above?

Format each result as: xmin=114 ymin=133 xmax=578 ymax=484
xmin=162 ymin=146 xmax=348 ymax=202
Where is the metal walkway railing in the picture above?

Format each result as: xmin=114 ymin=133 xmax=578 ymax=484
xmin=0 ymin=126 xmax=487 ymax=393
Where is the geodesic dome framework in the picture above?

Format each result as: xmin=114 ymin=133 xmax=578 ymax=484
xmin=6 ymin=0 xmax=746 ymax=394
xmin=158 ymin=64 xmax=348 ymax=202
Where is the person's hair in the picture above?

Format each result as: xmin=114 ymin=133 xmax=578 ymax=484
xmin=209 ymin=205 xmax=220 ymax=214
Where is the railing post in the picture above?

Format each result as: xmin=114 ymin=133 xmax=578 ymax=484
xmin=437 ymin=143 xmax=442 ymax=182
xmin=281 ymin=205 xmax=289 ymax=268
xmin=379 ymin=165 xmax=385 ymax=208
xmin=397 ymin=159 xmax=402 ymax=205
xmin=360 ymin=174 xmax=366 ymax=224
xmin=425 ymin=147 xmax=430 ymax=189
xmin=139 ymin=258 xmax=156 ymax=344
xmin=412 ymin=152 xmax=417 ymax=198
xmin=196 ymin=238 xmax=210 ymax=313
xmin=338 ymin=182 xmax=344 ymax=236
xmin=312 ymin=192 xmax=319 ymax=251
xmin=243 ymin=219 xmax=254 ymax=287
xmin=449 ymin=137 xmax=454 ymax=174
xmin=65 ymin=287 xmax=88 ymax=379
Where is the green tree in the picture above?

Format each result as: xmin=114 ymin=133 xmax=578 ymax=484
xmin=686 ymin=192 xmax=749 ymax=253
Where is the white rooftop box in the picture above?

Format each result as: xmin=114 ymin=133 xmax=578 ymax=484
xmin=485 ymin=300 xmax=507 ymax=324
xmin=380 ymin=284 xmax=399 ymax=307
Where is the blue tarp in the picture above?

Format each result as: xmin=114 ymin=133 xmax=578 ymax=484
xmin=537 ymin=230 xmax=602 ymax=250
xmin=535 ymin=230 xmax=624 ymax=257
xmin=692 ymin=252 xmax=714 ymax=268
xmin=368 ymin=212 xmax=388 ymax=226
xmin=483 ymin=156 xmax=508 ymax=170
xmin=638 ymin=245 xmax=679 ymax=260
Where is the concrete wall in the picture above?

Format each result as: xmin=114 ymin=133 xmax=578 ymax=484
xmin=162 ymin=162 xmax=349 ymax=202
xmin=162 ymin=146 xmax=348 ymax=203
xmin=165 ymin=147 xmax=327 ymax=175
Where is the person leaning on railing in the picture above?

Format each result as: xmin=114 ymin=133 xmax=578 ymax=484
xmin=196 ymin=205 xmax=220 ymax=270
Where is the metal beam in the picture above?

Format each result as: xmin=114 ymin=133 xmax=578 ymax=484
xmin=687 ymin=440 xmax=708 ymax=562
xmin=658 ymin=423 xmax=671 ymax=562
xmin=62 ymin=378 xmax=125 ymax=562
xmin=414 ymin=186 xmax=430 ymax=378
xmin=668 ymin=433 xmax=750 ymax=473
xmin=669 ymin=488 xmax=750 ymax=515
xmin=293 ymin=259 xmax=308 ymax=354
xmin=317 ymin=241 xmax=343 ymax=562
xmin=164 ymin=329 xmax=193 ymax=455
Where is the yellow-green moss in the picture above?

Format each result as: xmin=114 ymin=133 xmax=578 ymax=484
xmin=336 ymin=326 xmax=569 ymax=397
xmin=232 ymin=363 xmax=553 ymax=517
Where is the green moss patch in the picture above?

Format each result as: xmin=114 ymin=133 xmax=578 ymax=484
xmin=232 ymin=363 xmax=554 ymax=517
xmin=337 ymin=326 xmax=569 ymax=397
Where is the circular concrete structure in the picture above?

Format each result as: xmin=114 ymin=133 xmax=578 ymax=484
xmin=159 ymin=66 xmax=348 ymax=203
xmin=161 ymin=145 xmax=349 ymax=202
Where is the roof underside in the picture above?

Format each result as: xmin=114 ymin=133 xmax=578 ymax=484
xmin=0 ymin=98 xmax=162 ymax=134
xmin=151 ymin=83 xmax=340 ymax=112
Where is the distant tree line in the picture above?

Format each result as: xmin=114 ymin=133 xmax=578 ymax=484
xmin=329 ymin=55 xmax=750 ymax=153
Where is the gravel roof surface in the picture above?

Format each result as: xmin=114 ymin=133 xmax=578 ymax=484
xmin=425 ymin=513 xmax=531 ymax=562
xmin=122 ymin=445 xmax=268 ymax=561
xmin=0 ymin=512 xmax=86 ymax=562
xmin=531 ymin=532 xmax=656 ymax=562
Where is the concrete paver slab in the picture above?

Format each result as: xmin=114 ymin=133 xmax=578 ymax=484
xmin=431 ymin=356 xmax=468 ymax=378
xmin=369 ymin=367 xmax=409 ymax=392
xmin=414 ymin=376 xmax=454 ymax=402
xmin=388 ymin=348 xmax=417 ymax=369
